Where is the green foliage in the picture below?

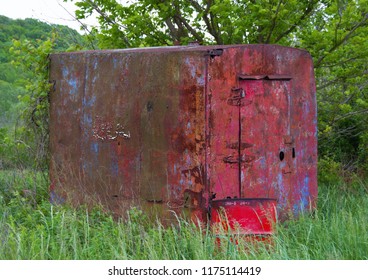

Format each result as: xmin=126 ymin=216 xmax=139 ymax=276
xmin=0 ymin=16 xmax=88 ymax=169
xmin=0 ymin=126 xmax=35 ymax=169
xmin=318 ymin=157 xmax=343 ymax=186
xmin=304 ymin=1 xmax=368 ymax=175
xmin=7 ymin=37 xmax=54 ymax=170
xmin=65 ymin=0 xmax=341 ymax=47
xmin=1 ymin=170 xmax=368 ymax=259
xmin=0 ymin=15 xmax=86 ymax=53
xmin=11 ymin=37 xmax=54 ymax=129
xmin=0 ymin=80 xmax=24 ymax=125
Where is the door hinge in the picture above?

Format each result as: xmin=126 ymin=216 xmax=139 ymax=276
xmin=223 ymin=154 xmax=255 ymax=164
xmin=226 ymin=141 xmax=253 ymax=150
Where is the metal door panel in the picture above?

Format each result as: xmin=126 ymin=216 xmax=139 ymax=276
xmin=240 ymin=79 xmax=294 ymax=206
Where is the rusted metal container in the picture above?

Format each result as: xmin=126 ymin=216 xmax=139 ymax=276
xmin=49 ymin=44 xmax=317 ymax=223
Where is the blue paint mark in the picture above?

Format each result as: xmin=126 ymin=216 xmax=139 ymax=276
xmin=184 ymin=58 xmax=194 ymax=77
xmin=301 ymin=176 xmax=310 ymax=208
xmin=67 ymin=77 xmax=78 ymax=95
xmin=83 ymin=162 xmax=93 ymax=177
xmin=83 ymin=114 xmax=93 ymax=131
xmin=111 ymin=161 xmax=119 ymax=176
xmin=85 ymin=68 xmax=89 ymax=81
xmin=196 ymin=76 xmax=205 ymax=86
xmin=303 ymin=103 xmax=310 ymax=114
xmin=82 ymin=95 xmax=96 ymax=108
xmin=83 ymin=162 xmax=88 ymax=171
xmin=190 ymin=67 xmax=196 ymax=78
xmin=277 ymin=172 xmax=287 ymax=208
xmin=91 ymin=142 xmax=99 ymax=154
xmin=62 ymin=67 xmax=69 ymax=77
xmin=186 ymin=122 xmax=191 ymax=130
xmin=110 ymin=150 xmax=119 ymax=176
xmin=293 ymin=176 xmax=310 ymax=215
xmin=113 ymin=57 xmax=118 ymax=69
xmin=260 ymin=157 xmax=266 ymax=169
xmin=92 ymin=75 xmax=98 ymax=84
xmin=93 ymin=58 xmax=98 ymax=70
xmin=277 ymin=173 xmax=283 ymax=190
xmin=184 ymin=57 xmax=205 ymax=86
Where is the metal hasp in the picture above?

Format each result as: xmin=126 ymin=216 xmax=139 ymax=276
xmin=49 ymin=44 xmax=317 ymax=222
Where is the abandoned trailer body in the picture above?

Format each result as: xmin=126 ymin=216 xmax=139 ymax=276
xmin=49 ymin=44 xmax=317 ymax=223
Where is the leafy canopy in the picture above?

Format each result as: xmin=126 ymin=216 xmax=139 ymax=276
xmin=0 ymin=16 xmax=87 ymax=169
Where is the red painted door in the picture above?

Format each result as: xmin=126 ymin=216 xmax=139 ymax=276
xmin=239 ymin=76 xmax=294 ymax=207
xmin=209 ymin=73 xmax=294 ymax=205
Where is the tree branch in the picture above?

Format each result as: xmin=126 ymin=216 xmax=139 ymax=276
xmin=57 ymin=0 xmax=97 ymax=49
xmin=315 ymin=13 xmax=368 ymax=68
xmin=174 ymin=13 xmax=204 ymax=42
xmin=317 ymin=56 xmax=362 ymax=68
xmin=188 ymin=0 xmax=222 ymax=44
xmin=265 ymin=0 xmax=284 ymax=44
xmin=85 ymin=0 xmax=131 ymax=47
xmin=164 ymin=18 xmax=180 ymax=41
xmin=333 ymin=109 xmax=368 ymax=122
xmin=274 ymin=1 xmax=317 ymax=43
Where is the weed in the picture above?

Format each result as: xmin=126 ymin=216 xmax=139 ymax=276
xmin=0 ymin=170 xmax=367 ymax=259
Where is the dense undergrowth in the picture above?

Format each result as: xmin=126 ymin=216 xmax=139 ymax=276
xmin=0 ymin=170 xmax=367 ymax=260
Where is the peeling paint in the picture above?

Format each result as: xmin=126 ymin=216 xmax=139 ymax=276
xmin=91 ymin=142 xmax=99 ymax=154
xmin=67 ymin=78 xmax=78 ymax=95
xmin=49 ymin=44 xmax=317 ymax=221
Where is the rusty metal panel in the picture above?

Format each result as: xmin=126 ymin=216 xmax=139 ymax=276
xmin=49 ymin=53 xmax=86 ymax=205
xmin=50 ymin=49 xmax=208 ymax=221
xmin=207 ymin=45 xmax=317 ymax=219
xmin=49 ymin=44 xmax=317 ymax=221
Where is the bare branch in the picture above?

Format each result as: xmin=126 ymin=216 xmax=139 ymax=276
xmin=85 ymin=0 xmax=131 ymax=47
xmin=57 ymin=0 xmax=97 ymax=49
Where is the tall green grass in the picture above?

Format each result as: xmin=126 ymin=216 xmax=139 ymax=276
xmin=1 ymin=170 xmax=367 ymax=259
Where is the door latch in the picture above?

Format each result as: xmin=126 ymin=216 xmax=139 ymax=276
xmin=227 ymin=88 xmax=251 ymax=106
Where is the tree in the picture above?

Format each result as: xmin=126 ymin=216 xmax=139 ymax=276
xmin=67 ymin=0 xmax=368 ymax=176
xmin=0 ymin=16 xmax=88 ymax=169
